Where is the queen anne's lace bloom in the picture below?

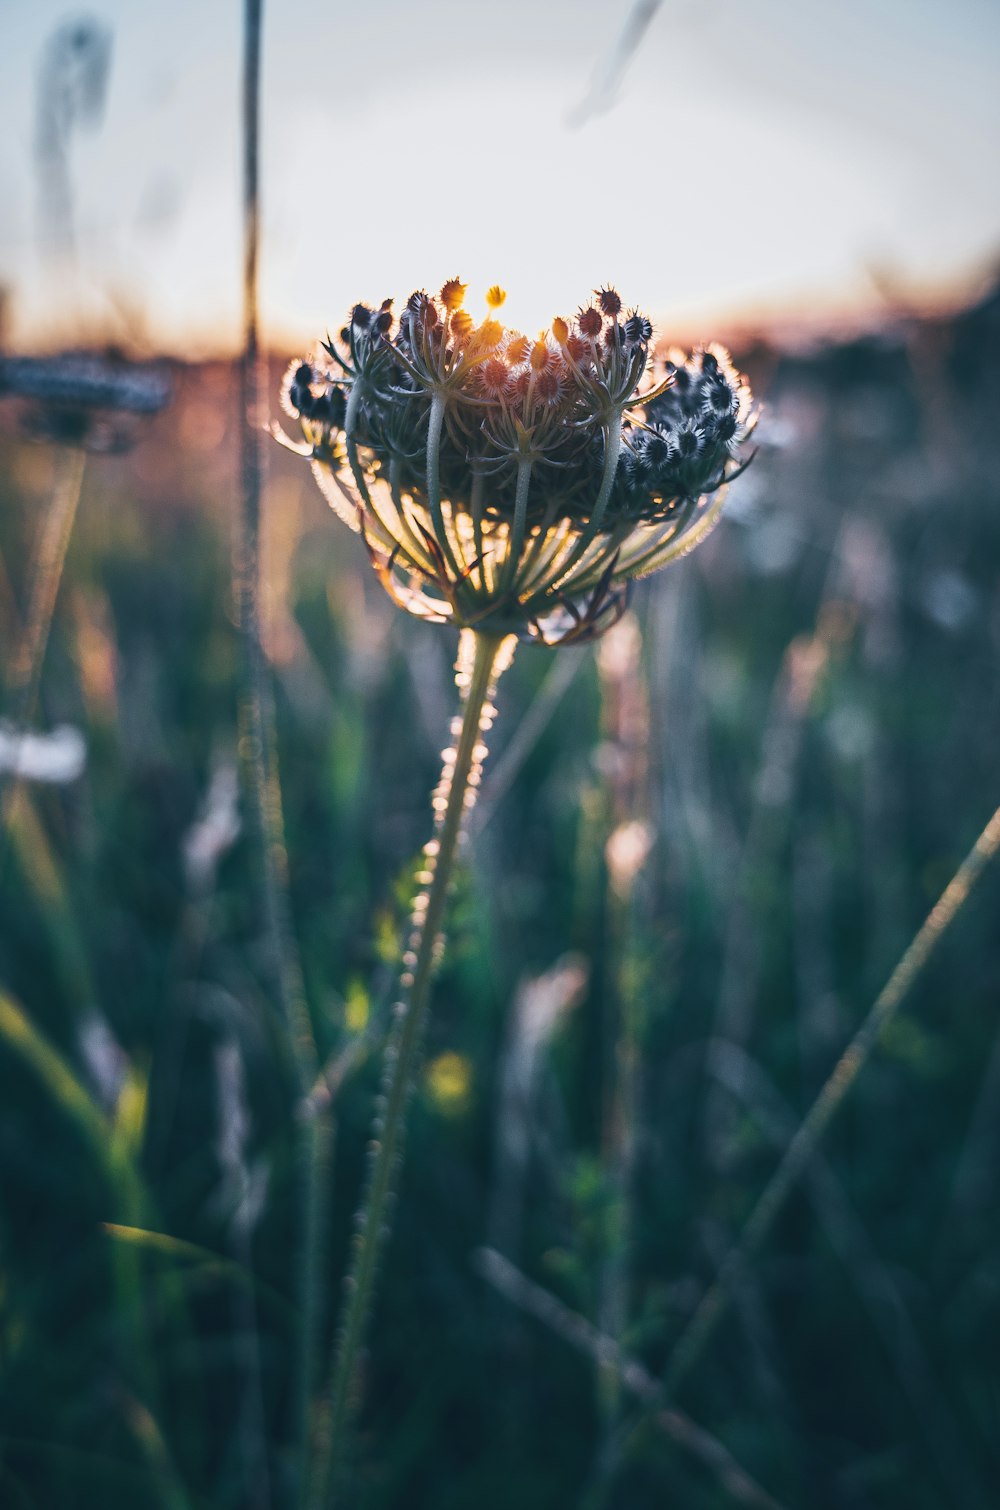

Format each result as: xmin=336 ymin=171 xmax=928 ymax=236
xmin=277 ymin=282 xmax=755 ymax=643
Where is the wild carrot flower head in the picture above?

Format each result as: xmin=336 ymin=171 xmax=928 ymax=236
xmin=276 ymin=281 xmax=755 ymax=644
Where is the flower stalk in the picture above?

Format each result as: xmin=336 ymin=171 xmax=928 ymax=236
xmin=279 ymin=276 xmax=755 ymax=1496
xmin=310 ymin=627 xmax=513 ymax=1509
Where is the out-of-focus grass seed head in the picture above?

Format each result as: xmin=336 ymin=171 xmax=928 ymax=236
xmin=277 ymin=281 xmax=755 ymax=644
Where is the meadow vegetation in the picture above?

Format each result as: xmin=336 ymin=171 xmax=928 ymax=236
xmin=1 ymin=281 xmax=999 ymax=1508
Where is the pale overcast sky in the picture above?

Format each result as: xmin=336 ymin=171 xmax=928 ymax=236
xmin=2 ymin=0 xmax=999 ymax=352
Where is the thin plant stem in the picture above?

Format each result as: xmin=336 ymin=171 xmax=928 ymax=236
xmin=425 ymin=392 xmax=463 ymax=581
xmin=237 ymin=12 xmax=277 ymax=1508
xmin=309 ymin=627 xmax=513 ymax=1510
xmin=0 ymin=445 xmax=86 ymax=876
xmin=296 ymin=1108 xmax=335 ymax=1469
xmin=662 ymin=800 xmax=1000 ymax=1398
xmin=704 ymin=1039 xmax=990 ymax=1507
xmin=471 ymin=649 xmax=583 ymax=835
xmin=237 ymin=2 xmax=325 ymax=1499
xmin=594 ymin=614 xmax=650 ymax=1471
xmin=476 ymin=1248 xmax=787 ymax=1510
xmin=120 ymin=1395 xmax=196 ymax=1510
xmin=238 ymin=0 xmax=317 ymax=1082
xmin=521 ymin=422 xmax=620 ymax=599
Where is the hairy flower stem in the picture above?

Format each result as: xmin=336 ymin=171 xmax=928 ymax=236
xmin=312 ymin=628 xmax=513 ymax=1510
xmin=296 ymin=1107 xmax=335 ymax=1484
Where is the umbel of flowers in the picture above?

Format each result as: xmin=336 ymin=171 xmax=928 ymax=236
xmin=279 ymin=284 xmax=754 ymax=1505
xmin=277 ymin=280 xmax=754 ymax=645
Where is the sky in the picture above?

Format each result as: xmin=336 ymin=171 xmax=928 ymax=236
xmin=1 ymin=0 xmax=999 ymax=353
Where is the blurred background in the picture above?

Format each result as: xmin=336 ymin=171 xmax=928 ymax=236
xmin=2 ymin=3 xmax=1000 ymax=1508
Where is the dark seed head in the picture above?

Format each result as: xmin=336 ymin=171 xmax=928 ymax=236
xmin=596 ymin=286 xmax=622 ymax=318
xmin=624 ymin=311 xmax=653 ymax=345
xmin=440 ymin=277 xmax=467 ymax=312
xmin=578 ymin=307 xmax=603 ymax=339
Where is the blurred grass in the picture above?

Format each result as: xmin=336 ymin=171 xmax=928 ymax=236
xmin=2 ymin=283 xmax=1000 ymax=1508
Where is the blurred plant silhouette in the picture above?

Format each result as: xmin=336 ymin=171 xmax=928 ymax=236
xmin=35 ymin=18 xmax=113 ymax=267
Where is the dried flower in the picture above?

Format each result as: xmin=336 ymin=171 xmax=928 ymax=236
xmin=276 ymin=284 xmax=755 ymax=644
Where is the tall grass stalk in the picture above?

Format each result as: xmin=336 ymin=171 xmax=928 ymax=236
xmin=594 ymin=615 xmax=651 ymax=1472
xmin=663 ymin=800 xmax=1000 ymax=1397
xmin=238 ymin=0 xmax=316 ymax=1082
xmin=0 ymin=991 xmax=177 ymax=1492
xmin=310 ymin=628 xmax=512 ymax=1510
xmin=237 ymin=1 xmax=326 ymax=1496
xmin=705 ymin=1039 xmax=988 ymax=1506
xmin=704 ymin=544 xmax=846 ymax=1173
xmin=477 ymin=1248 xmax=787 ymax=1510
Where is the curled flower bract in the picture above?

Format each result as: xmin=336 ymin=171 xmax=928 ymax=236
xmin=276 ymin=282 xmax=755 ymax=644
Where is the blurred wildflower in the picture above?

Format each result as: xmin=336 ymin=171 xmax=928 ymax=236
xmin=77 ymin=1010 xmax=128 ymax=1109
xmin=344 ymin=979 xmax=370 ymax=1035
xmin=35 ymin=19 xmax=113 ymax=264
xmin=425 ymin=1050 xmax=474 ymax=1115
xmin=0 ymin=721 xmax=85 ymax=783
xmin=213 ymin=1037 xmax=270 ymax=1240
xmin=276 ymin=281 xmax=754 ymax=645
xmin=605 ymin=818 xmax=655 ymax=900
xmin=182 ymin=760 xmax=242 ymax=893
xmin=0 ymin=355 xmax=171 ymax=886
xmin=0 ymin=352 xmax=171 ymax=451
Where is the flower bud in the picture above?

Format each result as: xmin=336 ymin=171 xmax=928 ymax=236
xmin=440 ymin=278 xmax=467 ymax=311
xmin=578 ymin=307 xmax=603 ymax=339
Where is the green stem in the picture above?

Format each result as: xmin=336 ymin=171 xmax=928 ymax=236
xmin=309 ymin=628 xmax=512 ymax=1510
xmin=0 ymin=446 xmax=86 ymax=881
xmin=425 ymin=392 xmax=464 ymax=581
xmin=238 ymin=9 xmax=321 ymax=1505
xmin=296 ymin=1104 xmax=335 ymax=1487
xmin=343 ymin=381 xmax=374 ymax=510
xmin=469 ymin=464 xmax=488 ymax=594
xmin=499 ymin=456 xmax=532 ymax=598
xmin=388 ymin=456 xmax=435 ymax=573
xmin=521 ymin=421 xmax=621 ymax=601
xmin=661 ymin=800 xmax=1000 ymax=1399
xmin=238 ymin=9 xmax=281 ymax=1507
